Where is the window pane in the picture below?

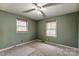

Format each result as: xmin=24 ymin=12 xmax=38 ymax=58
xmin=50 ymin=30 xmax=56 ymax=35
xmin=17 ymin=20 xmax=26 ymax=26
xmin=17 ymin=26 xmax=22 ymax=31
xmin=21 ymin=27 xmax=26 ymax=31
xmin=47 ymin=22 xmax=56 ymax=29
xmin=46 ymin=21 xmax=56 ymax=37
xmin=46 ymin=30 xmax=56 ymax=36
xmin=46 ymin=22 xmax=51 ymax=29
xmin=46 ymin=30 xmax=50 ymax=36
xmin=16 ymin=19 xmax=28 ymax=32
xmin=51 ymin=22 xmax=56 ymax=29
xmin=21 ymin=21 xmax=26 ymax=26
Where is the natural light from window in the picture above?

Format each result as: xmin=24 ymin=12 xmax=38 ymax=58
xmin=46 ymin=21 xmax=56 ymax=37
xmin=16 ymin=19 xmax=28 ymax=32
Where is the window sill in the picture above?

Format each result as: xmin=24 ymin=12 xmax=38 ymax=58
xmin=46 ymin=36 xmax=57 ymax=38
xmin=16 ymin=31 xmax=28 ymax=33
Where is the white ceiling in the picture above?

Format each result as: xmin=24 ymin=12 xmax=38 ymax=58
xmin=0 ymin=3 xmax=78 ymax=20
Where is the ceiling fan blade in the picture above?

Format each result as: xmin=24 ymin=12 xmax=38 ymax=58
xmin=42 ymin=3 xmax=61 ymax=8
xmin=33 ymin=3 xmax=37 ymax=6
xmin=33 ymin=3 xmax=38 ymax=7
xmin=33 ymin=3 xmax=40 ymax=8
xmin=40 ymin=11 xmax=46 ymax=17
xmin=23 ymin=8 xmax=35 ymax=13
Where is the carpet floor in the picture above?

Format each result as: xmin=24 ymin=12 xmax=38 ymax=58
xmin=0 ymin=41 xmax=79 ymax=56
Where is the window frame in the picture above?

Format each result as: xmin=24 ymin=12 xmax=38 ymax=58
xmin=45 ymin=20 xmax=57 ymax=37
xmin=16 ymin=18 xmax=28 ymax=33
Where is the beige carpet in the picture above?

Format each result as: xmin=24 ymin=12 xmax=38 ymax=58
xmin=0 ymin=41 xmax=79 ymax=56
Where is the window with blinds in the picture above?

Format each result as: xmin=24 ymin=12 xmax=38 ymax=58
xmin=46 ymin=21 xmax=56 ymax=37
xmin=16 ymin=19 xmax=28 ymax=32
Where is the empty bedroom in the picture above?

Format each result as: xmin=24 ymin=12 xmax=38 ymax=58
xmin=0 ymin=3 xmax=79 ymax=56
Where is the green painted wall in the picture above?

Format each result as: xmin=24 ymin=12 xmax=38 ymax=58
xmin=0 ymin=10 xmax=79 ymax=49
xmin=0 ymin=11 xmax=36 ymax=49
xmin=78 ymin=12 xmax=79 ymax=48
xmin=37 ymin=12 xmax=78 ymax=48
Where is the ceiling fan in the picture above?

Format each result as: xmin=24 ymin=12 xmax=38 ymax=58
xmin=23 ymin=3 xmax=61 ymax=18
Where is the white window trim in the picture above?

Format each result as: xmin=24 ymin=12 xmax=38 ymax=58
xmin=16 ymin=19 xmax=28 ymax=33
xmin=46 ymin=20 xmax=57 ymax=38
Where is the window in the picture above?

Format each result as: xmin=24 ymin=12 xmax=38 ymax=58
xmin=16 ymin=19 xmax=28 ymax=32
xmin=46 ymin=21 xmax=56 ymax=37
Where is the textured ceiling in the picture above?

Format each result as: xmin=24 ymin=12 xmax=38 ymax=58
xmin=0 ymin=3 xmax=78 ymax=20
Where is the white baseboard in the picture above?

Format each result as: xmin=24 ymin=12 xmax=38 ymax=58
xmin=1 ymin=40 xmax=78 ymax=53
xmin=0 ymin=40 xmax=34 ymax=52
xmin=0 ymin=46 xmax=14 ymax=52
xmin=45 ymin=41 xmax=79 ymax=51
xmin=15 ymin=40 xmax=34 ymax=47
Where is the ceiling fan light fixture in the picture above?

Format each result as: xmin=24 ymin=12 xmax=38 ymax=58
xmin=37 ymin=11 xmax=41 ymax=15
xmin=40 ymin=7 xmax=45 ymax=11
xmin=34 ymin=7 xmax=38 ymax=10
xmin=34 ymin=6 xmax=42 ymax=11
